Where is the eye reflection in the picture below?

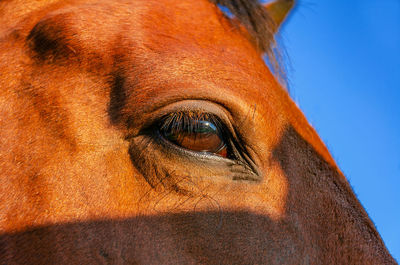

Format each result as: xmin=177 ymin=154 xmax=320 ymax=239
xmin=160 ymin=113 xmax=227 ymax=157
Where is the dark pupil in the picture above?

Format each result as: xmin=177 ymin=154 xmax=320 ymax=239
xmin=162 ymin=119 xmax=225 ymax=153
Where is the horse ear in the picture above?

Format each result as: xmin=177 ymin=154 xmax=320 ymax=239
xmin=264 ymin=0 xmax=295 ymax=31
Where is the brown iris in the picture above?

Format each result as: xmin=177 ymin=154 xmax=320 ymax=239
xmin=160 ymin=113 xmax=227 ymax=157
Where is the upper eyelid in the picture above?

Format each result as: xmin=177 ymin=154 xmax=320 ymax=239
xmin=134 ymin=100 xmax=235 ymax=136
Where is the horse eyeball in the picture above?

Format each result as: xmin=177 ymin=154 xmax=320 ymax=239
xmin=161 ymin=120 xmax=227 ymax=157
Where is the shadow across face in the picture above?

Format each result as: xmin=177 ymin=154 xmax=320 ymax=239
xmin=1 ymin=210 xmax=305 ymax=264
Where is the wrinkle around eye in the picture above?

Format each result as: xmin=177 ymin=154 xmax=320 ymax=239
xmin=124 ymin=99 xmax=261 ymax=182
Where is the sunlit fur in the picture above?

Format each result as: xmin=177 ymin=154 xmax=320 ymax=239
xmin=0 ymin=0 xmax=396 ymax=264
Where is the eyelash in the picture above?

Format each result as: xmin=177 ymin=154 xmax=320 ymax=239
xmin=157 ymin=111 xmax=233 ymax=158
xmin=160 ymin=111 xmax=221 ymax=133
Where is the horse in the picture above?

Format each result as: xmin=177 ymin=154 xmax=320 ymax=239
xmin=0 ymin=0 xmax=396 ymax=264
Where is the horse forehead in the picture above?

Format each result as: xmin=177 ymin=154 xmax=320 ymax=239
xmin=34 ymin=0 xmax=272 ymax=98
xmin=136 ymin=0 xmax=245 ymax=45
xmin=40 ymin=0 xmax=258 ymax=61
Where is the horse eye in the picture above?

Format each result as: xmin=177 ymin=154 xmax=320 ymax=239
xmin=160 ymin=118 xmax=227 ymax=157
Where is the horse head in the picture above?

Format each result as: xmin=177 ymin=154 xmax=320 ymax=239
xmin=0 ymin=0 xmax=395 ymax=263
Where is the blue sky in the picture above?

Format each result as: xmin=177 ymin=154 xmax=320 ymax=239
xmin=280 ymin=0 xmax=399 ymax=260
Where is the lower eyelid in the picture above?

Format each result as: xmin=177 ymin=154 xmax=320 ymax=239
xmin=129 ymin=133 xmax=259 ymax=186
xmin=155 ymin=129 xmax=229 ymax=160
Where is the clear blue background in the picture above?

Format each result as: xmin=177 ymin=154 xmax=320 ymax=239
xmin=280 ymin=0 xmax=399 ymax=260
